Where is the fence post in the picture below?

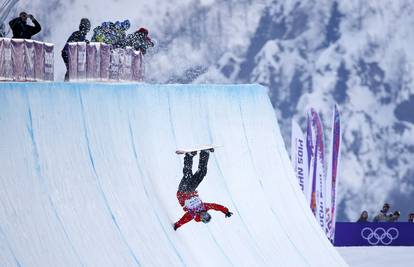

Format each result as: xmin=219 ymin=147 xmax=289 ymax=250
xmin=67 ymin=43 xmax=77 ymax=81
xmin=11 ymin=39 xmax=25 ymax=81
xmin=24 ymin=40 xmax=35 ymax=81
xmin=34 ymin=41 xmax=45 ymax=80
xmin=77 ymin=42 xmax=86 ymax=80
xmin=44 ymin=43 xmax=54 ymax=81
xmin=100 ymin=43 xmax=110 ymax=81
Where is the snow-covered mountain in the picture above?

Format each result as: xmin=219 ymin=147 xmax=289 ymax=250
xmin=8 ymin=0 xmax=414 ymax=221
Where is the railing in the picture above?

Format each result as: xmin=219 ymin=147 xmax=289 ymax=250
xmin=0 ymin=38 xmax=54 ymax=81
xmin=66 ymin=42 xmax=144 ymax=82
xmin=334 ymin=222 xmax=414 ymax=246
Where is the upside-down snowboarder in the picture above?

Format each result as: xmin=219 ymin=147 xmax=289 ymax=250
xmin=173 ymin=149 xmax=233 ymax=230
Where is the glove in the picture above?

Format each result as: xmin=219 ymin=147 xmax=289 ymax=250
xmin=225 ymin=211 xmax=233 ymax=218
xmin=209 ymin=148 xmax=215 ymax=153
xmin=173 ymin=223 xmax=178 ymax=231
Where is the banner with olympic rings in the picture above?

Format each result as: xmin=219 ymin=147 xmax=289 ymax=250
xmin=334 ymin=222 xmax=414 ymax=246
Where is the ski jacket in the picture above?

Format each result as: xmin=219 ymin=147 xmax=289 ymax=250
xmin=174 ymin=191 xmax=229 ymax=229
xmin=125 ymin=31 xmax=154 ymax=54
xmin=373 ymin=211 xmax=390 ymax=222
xmin=66 ymin=30 xmax=89 ymax=43
xmin=61 ymin=30 xmax=90 ymax=65
xmin=9 ymin=17 xmax=41 ymax=39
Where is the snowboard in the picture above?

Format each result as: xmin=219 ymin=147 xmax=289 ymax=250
xmin=175 ymin=144 xmax=222 ymax=155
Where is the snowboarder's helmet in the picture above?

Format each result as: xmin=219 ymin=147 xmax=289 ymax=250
xmin=137 ymin=27 xmax=148 ymax=35
xmin=200 ymin=211 xmax=211 ymax=223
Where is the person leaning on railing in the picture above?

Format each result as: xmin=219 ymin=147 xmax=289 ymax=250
xmin=61 ymin=18 xmax=91 ymax=81
xmin=408 ymin=213 xmax=414 ymax=223
xmin=373 ymin=203 xmax=391 ymax=222
xmin=357 ymin=210 xmax=369 ymax=222
xmin=8 ymin=12 xmax=41 ymax=39
xmin=125 ymin=27 xmax=154 ymax=55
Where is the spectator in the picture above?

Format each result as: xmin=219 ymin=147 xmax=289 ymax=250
xmin=91 ymin=21 xmax=117 ymax=45
xmin=373 ymin=203 xmax=391 ymax=222
xmin=91 ymin=23 xmax=105 ymax=43
xmin=61 ymin=18 xmax=91 ymax=81
xmin=408 ymin=213 xmax=414 ymax=223
xmin=389 ymin=211 xmax=400 ymax=222
xmin=9 ymin=12 xmax=41 ymax=39
xmin=126 ymin=27 xmax=154 ymax=55
xmin=357 ymin=210 xmax=369 ymax=222
xmin=0 ymin=23 xmax=5 ymax=37
xmin=112 ymin=20 xmax=130 ymax=48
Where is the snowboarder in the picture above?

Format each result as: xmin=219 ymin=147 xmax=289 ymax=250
xmin=173 ymin=149 xmax=232 ymax=230
xmin=8 ymin=12 xmax=41 ymax=39
xmin=61 ymin=18 xmax=91 ymax=81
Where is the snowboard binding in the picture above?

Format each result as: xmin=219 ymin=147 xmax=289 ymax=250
xmin=176 ymin=144 xmax=220 ymax=155
xmin=185 ymin=148 xmax=214 ymax=157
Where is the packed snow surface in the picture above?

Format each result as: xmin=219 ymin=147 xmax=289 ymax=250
xmin=338 ymin=246 xmax=414 ymax=267
xmin=0 ymin=83 xmax=346 ymax=266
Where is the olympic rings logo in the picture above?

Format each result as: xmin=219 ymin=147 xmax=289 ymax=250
xmin=361 ymin=227 xmax=399 ymax=245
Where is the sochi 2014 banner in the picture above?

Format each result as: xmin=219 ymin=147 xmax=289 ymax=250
xmin=291 ymin=120 xmax=310 ymax=204
xmin=307 ymin=112 xmax=317 ymax=215
xmin=326 ymin=104 xmax=341 ymax=242
xmin=310 ymin=109 xmax=326 ymax=231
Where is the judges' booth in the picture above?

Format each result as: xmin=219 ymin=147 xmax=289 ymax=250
xmin=66 ymin=42 xmax=144 ymax=82
xmin=0 ymin=38 xmax=54 ymax=81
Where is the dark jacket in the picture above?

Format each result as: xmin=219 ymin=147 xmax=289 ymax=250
xmin=126 ymin=32 xmax=154 ymax=54
xmin=61 ymin=30 xmax=89 ymax=65
xmin=373 ymin=211 xmax=390 ymax=222
xmin=9 ymin=17 xmax=41 ymax=39
xmin=61 ymin=22 xmax=90 ymax=64
xmin=66 ymin=30 xmax=89 ymax=43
